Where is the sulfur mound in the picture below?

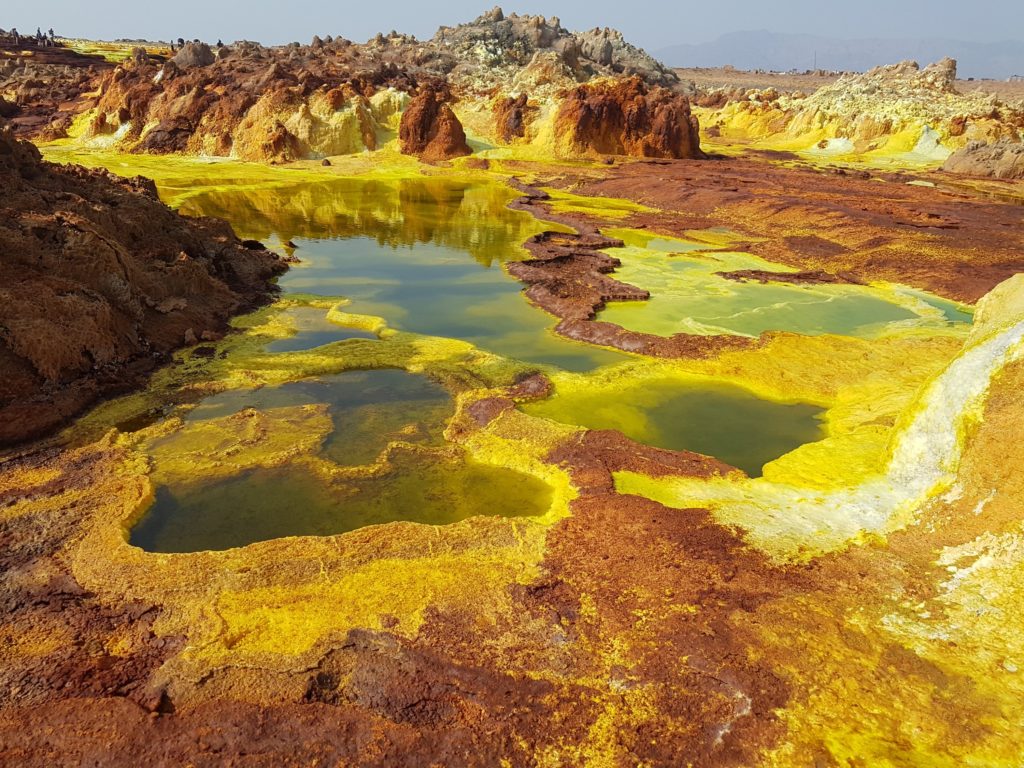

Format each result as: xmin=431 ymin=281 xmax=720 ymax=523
xmin=399 ymin=88 xmax=472 ymax=161
xmin=0 ymin=129 xmax=288 ymax=445
xmin=701 ymin=58 xmax=1024 ymax=157
xmin=554 ymin=76 xmax=704 ymax=159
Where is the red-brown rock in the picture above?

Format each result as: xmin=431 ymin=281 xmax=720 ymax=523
xmin=493 ymin=93 xmax=537 ymax=142
xmin=0 ymin=129 xmax=288 ymax=445
xmin=943 ymin=139 xmax=1024 ymax=180
xmin=0 ymin=39 xmax=112 ymax=138
xmin=399 ymin=88 xmax=472 ymax=162
xmin=555 ymin=76 xmax=704 ymax=159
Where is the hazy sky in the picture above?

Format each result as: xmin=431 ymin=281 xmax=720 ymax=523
xmin=4 ymin=1 xmax=1022 ymax=50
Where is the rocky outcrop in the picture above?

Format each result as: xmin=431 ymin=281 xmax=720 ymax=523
xmin=0 ymin=38 xmax=111 ymax=137
xmin=76 ymin=36 xmax=421 ymax=161
xmin=170 ymin=41 xmax=215 ymax=69
xmin=493 ymin=92 xmax=536 ymax=142
xmin=0 ymin=129 xmax=288 ymax=445
xmin=6 ymin=10 xmax=694 ymax=162
xmin=554 ymin=77 xmax=704 ymax=159
xmin=943 ymin=139 xmax=1024 ymax=179
xmin=436 ymin=7 xmax=680 ymax=90
xmin=701 ymin=58 xmax=1024 ymax=157
xmin=399 ymin=88 xmax=471 ymax=161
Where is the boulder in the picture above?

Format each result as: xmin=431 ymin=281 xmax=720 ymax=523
xmin=0 ymin=95 xmax=19 ymax=118
xmin=171 ymin=42 xmax=215 ymax=69
xmin=943 ymin=140 xmax=1024 ymax=179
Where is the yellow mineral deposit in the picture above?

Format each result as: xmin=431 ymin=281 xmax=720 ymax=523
xmin=617 ymin=276 xmax=1024 ymax=560
xmin=697 ymin=59 xmax=1024 ymax=169
xmin=4 ymin=15 xmax=1024 ymax=763
xmin=6 ymin=132 xmax=1017 ymax=762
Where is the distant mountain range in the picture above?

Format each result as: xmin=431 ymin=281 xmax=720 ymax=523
xmin=655 ymin=31 xmax=1024 ymax=80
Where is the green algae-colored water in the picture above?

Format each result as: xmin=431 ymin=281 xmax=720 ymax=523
xmin=181 ymin=369 xmax=453 ymax=466
xmin=80 ymin=166 xmax=618 ymax=550
xmin=131 ymin=369 xmax=554 ymax=552
xmin=40 ymin=150 xmax=927 ymax=547
xmin=522 ymin=376 xmax=826 ymax=476
xmin=131 ymin=453 xmax=552 ymax=553
xmin=596 ymin=229 xmax=973 ymax=338
xmin=38 ymin=149 xmax=629 ymax=370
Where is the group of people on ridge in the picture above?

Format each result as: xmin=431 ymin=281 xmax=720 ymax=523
xmin=2 ymin=27 xmax=56 ymax=47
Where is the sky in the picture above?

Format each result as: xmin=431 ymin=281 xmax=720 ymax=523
xmin=3 ymin=1 xmax=1022 ymax=51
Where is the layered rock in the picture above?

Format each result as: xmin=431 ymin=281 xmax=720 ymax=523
xmin=0 ymin=129 xmax=287 ymax=444
xmin=554 ymin=77 xmax=704 ymax=159
xmin=398 ymin=88 xmax=471 ymax=161
xmin=943 ymin=139 xmax=1024 ymax=179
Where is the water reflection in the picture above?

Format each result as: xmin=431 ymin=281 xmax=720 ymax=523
xmin=179 ymin=177 xmax=630 ymax=371
xmin=179 ymin=177 xmax=553 ymax=267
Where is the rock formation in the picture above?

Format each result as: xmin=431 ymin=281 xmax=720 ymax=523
xmin=170 ymin=41 xmax=215 ymax=69
xmin=700 ymin=58 xmax=1024 ymax=157
xmin=943 ymin=139 xmax=1024 ymax=179
xmin=435 ymin=7 xmax=680 ymax=91
xmin=554 ymin=77 xmax=704 ymax=159
xmin=0 ymin=37 xmax=111 ymax=138
xmin=493 ymin=92 xmax=536 ymax=142
xmin=0 ymin=129 xmax=287 ymax=444
xmin=6 ymin=9 xmax=699 ymax=163
xmin=63 ymin=36 xmax=419 ymax=161
xmin=399 ymin=88 xmax=471 ymax=161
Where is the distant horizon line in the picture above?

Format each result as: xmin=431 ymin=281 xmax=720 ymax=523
xmin=4 ymin=22 xmax=1019 ymax=50
xmin=655 ymin=29 xmax=1024 ymax=50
